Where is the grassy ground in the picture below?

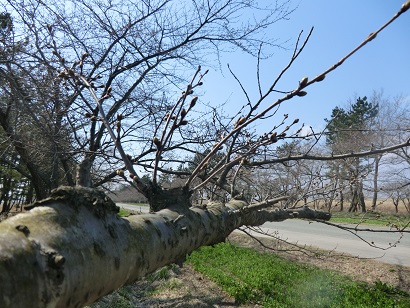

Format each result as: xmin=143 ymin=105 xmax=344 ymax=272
xmin=117 ymin=208 xmax=131 ymax=217
xmin=90 ymin=231 xmax=410 ymax=307
xmin=330 ymin=211 xmax=410 ymax=227
xmin=99 ymin=204 xmax=410 ymax=307
xmin=187 ymin=242 xmax=410 ymax=307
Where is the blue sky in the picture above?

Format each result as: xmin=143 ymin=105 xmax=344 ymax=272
xmin=201 ymin=0 xmax=410 ymax=132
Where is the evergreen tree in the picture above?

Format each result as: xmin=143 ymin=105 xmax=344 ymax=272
xmin=325 ymin=96 xmax=378 ymax=212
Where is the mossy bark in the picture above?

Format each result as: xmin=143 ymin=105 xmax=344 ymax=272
xmin=0 ymin=186 xmax=330 ymax=307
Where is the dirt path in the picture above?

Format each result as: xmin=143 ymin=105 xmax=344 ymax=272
xmin=89 ymin=232 xmax=410 ymax=307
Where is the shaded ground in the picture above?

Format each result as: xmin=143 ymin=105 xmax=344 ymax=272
xmin=89 ymin=232 xmax=410 ymax=307
xmin=90 ymin=265 xmax=244 ymax=308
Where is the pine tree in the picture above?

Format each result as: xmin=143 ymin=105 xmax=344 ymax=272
xmin=325 ymin=96 xmax=378 ymax=212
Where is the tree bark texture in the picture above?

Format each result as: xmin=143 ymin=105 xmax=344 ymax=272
xmin=0 ymin=186 xmax=330 ymax=307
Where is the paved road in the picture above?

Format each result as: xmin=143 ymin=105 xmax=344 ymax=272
xmin=118 ymin=202 xmax=149 ymax=214
xmin=257 ymin=220 xmax=410 ymax=267
xmin=117 ymin=203 xmax=410 ymax=267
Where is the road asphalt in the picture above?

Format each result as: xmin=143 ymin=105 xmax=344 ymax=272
xmin=117 ymin=203 xmax=410 ymax=267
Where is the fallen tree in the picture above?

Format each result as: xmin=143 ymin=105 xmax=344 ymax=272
xmin=0 ymin=186 xmax=329 ymax=307
xmin=1 ymin=1 xmax=409 ymax=307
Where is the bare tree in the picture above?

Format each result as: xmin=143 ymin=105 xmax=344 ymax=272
xmin=1 ymin=0 xmax=294 ymax=199
xmin=0 ymin=1 xmax=410 ymax=307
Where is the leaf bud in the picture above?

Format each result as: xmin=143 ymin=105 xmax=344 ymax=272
xmin=401 ymin=1 xmax=410 ymax=13
xmin=190 ymin=96 xmax=198 ymax=107
xmin=116 ymin=170 xmax=124 ymax=177
xmin=299 ymin=77 xmax=308 ymax=88
xmin=293 ymin=118 xmax=300 ymax=124
xmin=84 ymin=112 xmax=92 ymax=118
xmin=296 ymin=91 xmax=307 ymax=97
xmin=67 ymin=69 xmax=75 ymax=77
xmin=241 ymin=158 xmax=249 ymax=165
xmin=367 ymin=32 xmax=377 ymax=41
xmin=57 ymin=71 xmax=68 ymax=79
xmin=315 ymin=74 xmax=326 ymax=82
xmin=181 ymin=109 xmax=187 ymax=118
xmin=179 ymin=120 xmax=188 ymax=126
xmin=270 ymin=132 xmax=278 ymax=143
xmin=235 ymin=117 xmax=246 ymax=127
xmin=153 ymin=136 xmax=161 ymax=148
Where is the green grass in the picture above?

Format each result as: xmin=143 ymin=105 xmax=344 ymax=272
xmin=118 ymin=208 xmax=131 ymax=217
xmin=330 ymin=211 xmax=410 ymax=227
xmin=187 ymin=243 xmax=410 ymax=307
xmin=124 ymin=202 xmax=148 ymax=207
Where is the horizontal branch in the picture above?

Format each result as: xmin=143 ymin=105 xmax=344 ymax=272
xmin=251 ymin=139 xmax=410 ymax=166
xmin=0 ymin=186 xmax=330 ymax=307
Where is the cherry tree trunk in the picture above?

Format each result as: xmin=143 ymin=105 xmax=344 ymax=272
xmin=0 ymin=186 xmax=330 ymax=307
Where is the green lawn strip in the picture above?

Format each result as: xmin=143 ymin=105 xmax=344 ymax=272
xmin=330 ymin=212 xmax=410 ymax=227
xmin=118 ymin=208 xmax=131 ymax=217
xmin=187 ymin=243 xmax=410 ymax=307
xmin=124 ymin=203 xmax=148 ymax=207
